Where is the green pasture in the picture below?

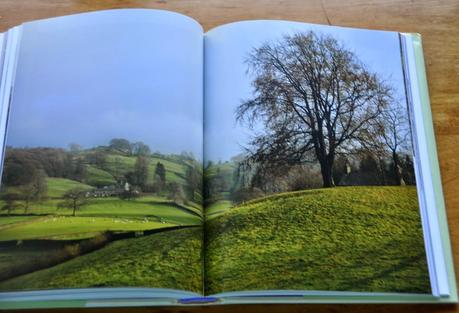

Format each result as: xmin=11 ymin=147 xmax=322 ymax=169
xmin=0 ymin=174 xmax=203 ymax=241
xmin=0 ymin=195 xmax=201 ymax=223
xmin=0 ymin=216 xmax=176 ymax=241
xmin=78 ymin=197 xmax=202 ymax=224
xmin=205 ymin=186 xmax=430 ymax=294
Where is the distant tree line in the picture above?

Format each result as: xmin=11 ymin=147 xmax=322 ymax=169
xmin=3 ymin=148 xmax=85 ymax=186
xmin=203 ymin=149 xmax=415 ymax=208
xmin=107 ymin=138 xmax=151 ymax=156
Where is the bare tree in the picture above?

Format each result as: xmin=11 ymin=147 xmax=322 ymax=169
xmin=19 ymin=169 xmax=47 ymax=214
xmin=58 ymin=188 xmax=88 ymax=216
xmin=377 ymin=103 xmax=411 ymax=185
xmin=1 ymin=193 xmax=20 ymax=216
xmin=236 ymin=31 xmax=393 ymax=187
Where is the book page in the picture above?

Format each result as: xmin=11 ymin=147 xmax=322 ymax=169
xmin=203 ymin=21 xmax=430 ymax=295
xmin=0 ymin=9 xmax=204 ymax=294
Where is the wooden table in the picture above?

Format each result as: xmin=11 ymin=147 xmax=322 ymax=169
xmin=0 ymin=0 xmax=458 ymax=312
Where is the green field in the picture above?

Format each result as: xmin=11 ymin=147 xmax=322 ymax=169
xmin=79 ymin=197 xmax=202 ymax=222
xmin=0 ymin=216 xmax=177 ymax=241
xmin=0 ymin=192 xmax=202 ymax=225
xmin=205 ymin=186 xmax=430 ymax=294
xmin=0 ymin=190 xmax=203 ymax=240
xmin=0 ymin=227 xmax=203 ymax=292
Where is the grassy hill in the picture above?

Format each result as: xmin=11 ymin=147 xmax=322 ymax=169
xmin=3 ymin=178 xmax=93 ymax=199
xmin=46 ymin=178 xmax=93 ymax=198
xmin=104 ymin=154 xmax=187 ymax=186
xmin=85 ymin=165 xmax=117 ymax=187
xmin=205 ymin=186 xmax=430 ymax=294
xmin=0 ymin=227 xmax=203 ymax=292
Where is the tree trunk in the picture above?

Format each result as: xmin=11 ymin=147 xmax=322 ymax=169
xmin=392 ymin=151 xmax=406 ymax=186
xmin=377 ymin=157 xmax=387 ymax=185
xmin=319 ymin=157 xmax=335 ymax=188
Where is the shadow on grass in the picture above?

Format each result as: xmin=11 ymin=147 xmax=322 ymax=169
xmin=0 ymin=224 xmax=199 ymax=282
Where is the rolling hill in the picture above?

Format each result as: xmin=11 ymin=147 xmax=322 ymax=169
xmin=103 ymin=154 xmax=188 ymax=186
xmin=0 ymin=227 xmax=203 ymax=292
xmin=204 ymin=186 xmax=430 ymax=294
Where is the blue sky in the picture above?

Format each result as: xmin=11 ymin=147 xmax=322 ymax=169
xmin=8 ymin=12 xmax=408 ymax=163
xmin=204 ymin=20 xmax=406 ymax=162
xmin=7 ymin=9 xmax=204 ymax=158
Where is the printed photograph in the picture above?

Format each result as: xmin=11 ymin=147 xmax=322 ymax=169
xmin=204 ymin=22 xmax=430 ymax=294
xmin=0 ymin=10 xmax=204 ymax=292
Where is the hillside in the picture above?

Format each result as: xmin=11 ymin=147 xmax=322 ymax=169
xmin=85 ymin=165 xmax=117 ymax=187
xmin=205 ymin=186 xmax=430 ymax=294
xmin=0 ymin=227 xmax=203 ymax=292
xmin=2 ymin=149 xmax=195 ymax=199
xmin=103 ymin=154 xmax=188 ymax=186
xmin=46 ymin=178 xmax=93 ymax=198
xmin=0 ymin=146 xmax=205 ymax=290
xmin=5 ymin=178 xmax=92 ymax=199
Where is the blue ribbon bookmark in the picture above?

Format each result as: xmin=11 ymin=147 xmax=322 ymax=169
xmin=178 ymin=297 xmax=219 ymax=304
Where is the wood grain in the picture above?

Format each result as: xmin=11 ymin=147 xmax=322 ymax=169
xmin=0 ymin=0 xmax=458 ymax=312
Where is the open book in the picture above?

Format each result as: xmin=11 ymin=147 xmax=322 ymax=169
xmin=0 ymin=9 xmax=456 ymax=309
